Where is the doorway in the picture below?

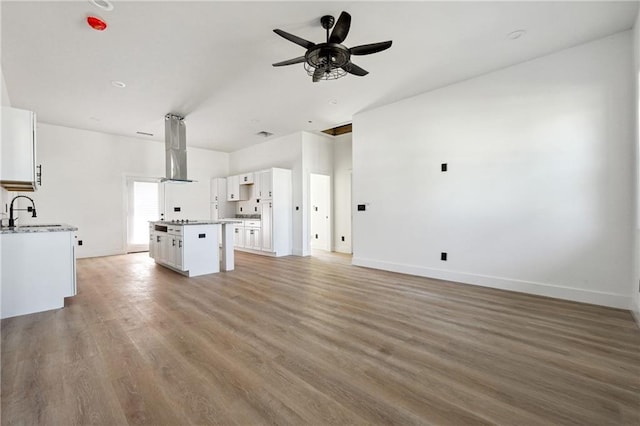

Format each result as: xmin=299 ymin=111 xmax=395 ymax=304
xmin=310 ymin=173 xmax=331 ymax=251
xmin=126 ymin=177 xmax=161 ymax=253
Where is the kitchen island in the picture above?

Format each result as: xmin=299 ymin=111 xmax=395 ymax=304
xmin=149 ymin=219 xmax=240 ymax=277
xmin=1 ymin=224 xmax=77 ymax=319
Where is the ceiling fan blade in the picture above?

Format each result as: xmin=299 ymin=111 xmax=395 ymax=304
xmin=329 ymin=11 xmax=351 ymax=44
xmin=350 ymin=41 xmax=393 ymax=56
xmin=343 ymin=62 xmax=368 ymax=76
xmin=272 ymin=56 xmax=307 ymax=67
xmin=273 ymin=29 xmax=315 ymax=49
xmin=312 ymin=67 xmax=325 ymax=82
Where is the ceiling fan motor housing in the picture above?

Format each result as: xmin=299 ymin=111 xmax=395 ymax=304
xmin=305 ymin=43 xmax=350 ymax=70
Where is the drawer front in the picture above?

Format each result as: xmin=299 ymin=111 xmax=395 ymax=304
xmin=244 ymin=220 xmax=261 ymax=228
xmin=167 ymin=226 xmax=183 ymax=236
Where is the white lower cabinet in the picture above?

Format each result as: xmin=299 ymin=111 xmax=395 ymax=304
xmin=233 ymin=226 xmax=244 ymax=248
xmin=168 ymin=236 xmax=183 ymax=270
xmin=1 ymin=229 xmax=77 ymax=319
xmin=244 ymin=227 xmax=261 ymax=250
xmin=157 ymin=233 xmax=169 ymax=265
xmin=261 ymin=201 xmax=273 ymax=252
xmin=150 ymin=224 xmax=218 ymax=277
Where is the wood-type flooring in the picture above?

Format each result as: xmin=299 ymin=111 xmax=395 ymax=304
xmin=2 ymin=251 xmax=639 ymax=425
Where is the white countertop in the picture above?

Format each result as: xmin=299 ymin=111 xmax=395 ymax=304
xmin=151 ymin=220 xmax=242 ymax=226
xmin=0 ymin=224 xmax=78 ymax=234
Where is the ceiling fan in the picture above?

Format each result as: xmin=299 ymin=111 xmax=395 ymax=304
xmin=272 ymin=11 xmax=392 ymax=82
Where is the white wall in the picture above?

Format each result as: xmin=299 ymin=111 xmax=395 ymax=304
xmin=15 ymin=123 xmax=228 ymax=258
xmin=301 ymin=132 xmax=334 ymax=256
xmin=1 ymin=67 xmax=10 ymax=107
xmin=333 ymin=133 xmax=352 ymax=253
xmin=353 ymin=31 xmax=634 ymax=309
xmin=633 ymin=11 xmax=640 ymax=323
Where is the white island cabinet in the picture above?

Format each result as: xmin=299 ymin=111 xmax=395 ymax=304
xmin=149 ymin=220 xmax=241 ymax=276
xmin=1 ymin=225 xmax=77 ymax=319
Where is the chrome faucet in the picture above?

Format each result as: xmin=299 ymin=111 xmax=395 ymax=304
xmin=9 ymin=195 xmax=37 ymax=227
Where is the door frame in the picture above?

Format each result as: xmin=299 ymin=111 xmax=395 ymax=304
xmin=123 ymin=175 xmax=163 ymax=253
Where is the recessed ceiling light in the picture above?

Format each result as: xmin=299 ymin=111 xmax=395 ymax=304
xmin=507 ymin=30 xmax=526 ymax=40
xmin=111 ymin=80 xmax=126 ymax=88
xmin=89 ymin=0 xmax=114 ymax=11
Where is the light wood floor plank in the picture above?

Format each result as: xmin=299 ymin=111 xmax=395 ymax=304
xmin=2 ymin=251 xmax=639 ymax=425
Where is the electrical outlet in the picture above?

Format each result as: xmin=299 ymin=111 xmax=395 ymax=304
xmin=78 ymin=240 xmax=83 ymax=246
xmin=315 ymin=234 xmax=318 ymax=239
xmin=441 ymin=163 xmax=448 ymax=172
xmin=441 ymin=252 xmax=447 ymax=261
xmin=357 ymin=204 xmax=366 ymax=211
xmin=296 ymin=206 xmax=299 ymax=211
xmin=341 ymin=236 xmax=345 ymax=242
xmin=173 ymin=207 xmax=181 ymax=212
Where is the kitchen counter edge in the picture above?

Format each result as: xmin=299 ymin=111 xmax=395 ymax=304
xmin=150 ymin=220 xmax=243 ymax=226
xmin=0 ymin=224 xmax=78 ymax=234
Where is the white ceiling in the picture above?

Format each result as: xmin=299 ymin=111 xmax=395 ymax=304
xmin=1 ymin=1 xmax=637 ymax=152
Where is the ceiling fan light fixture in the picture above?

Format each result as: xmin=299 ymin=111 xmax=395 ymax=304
xmin=304 ymin=63 xmax=347 ymax=81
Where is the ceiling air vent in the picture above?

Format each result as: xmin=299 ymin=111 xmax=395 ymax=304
xmin=256 ymin=131 xmax=273 ymax=137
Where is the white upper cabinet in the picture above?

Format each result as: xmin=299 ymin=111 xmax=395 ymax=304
xmin=1 ymin=107 xmax=39 ymax=191
xmin=226 ymin=175 xmax=250 ymax=201
xmin=210 ymin=177 xmax=226 ymax=202
xmin=254 ymin=169 xmax=273 ymax=200
xmin=238 ymin=172 xmax=254 ymax=185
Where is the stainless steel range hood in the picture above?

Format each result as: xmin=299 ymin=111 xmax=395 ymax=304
xmin=162 ymin=113 xmax=193 ymax=183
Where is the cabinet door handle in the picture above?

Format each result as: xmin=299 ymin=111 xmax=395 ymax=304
xmin=179 ymin=240 xmax=182 ymax=248
xmin=157 ymin=236 xmax=160 ymax=242
xmin=172 ymin=239 xmax=176 ymax=246
xmin=269 ymin=191 xmax=271 ymax=197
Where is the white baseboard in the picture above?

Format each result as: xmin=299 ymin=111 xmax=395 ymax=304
xmin=333 ymin=243 xmax=352 ymax=254
xmin=352 ymin=257 xmax=631 ymax=310
xmin=77 ymin=248 xmax=127 ymax=259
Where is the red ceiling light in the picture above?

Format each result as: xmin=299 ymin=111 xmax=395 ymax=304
xmin=87 ymin=16 xmax=107 ymax=31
